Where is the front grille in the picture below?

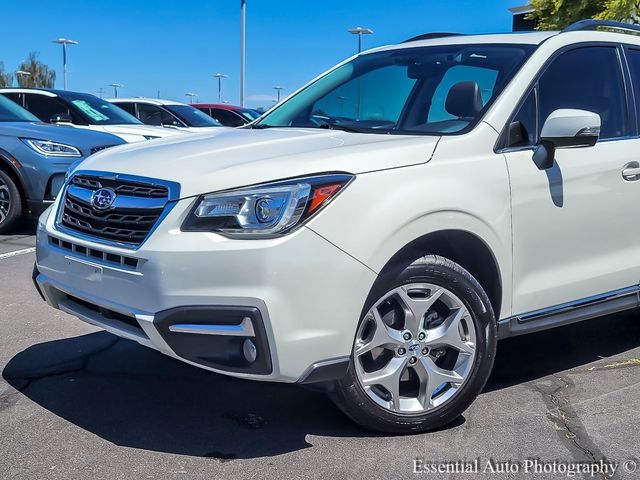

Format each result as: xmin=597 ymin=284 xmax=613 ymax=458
xmin=90 ymin=144 xmax=117 ymax=155
xmin=49 ymin=235 xmax=139 ymax=268
xmin=58 ymin=174 xmax=173 ymax=247
xmin=64 ymin=294 xmax=145 ymax=334
xmin=72 ymin=176 xmax=168 ymax=198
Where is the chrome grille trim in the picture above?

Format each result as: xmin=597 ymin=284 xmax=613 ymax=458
xmin=55 ymin=170 xmax=180 ymax=250
xmin=48 ymin=235 xmax=139 ymax=269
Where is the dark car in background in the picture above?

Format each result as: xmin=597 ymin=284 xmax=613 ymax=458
xmin=0 ymin=95 xmax=125 ymax=233
xmin=192 ymin=103 xmax=261 ymax=127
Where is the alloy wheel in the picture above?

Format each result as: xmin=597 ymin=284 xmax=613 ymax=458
xmin=354 ymin=283 xmax=477 ymax=414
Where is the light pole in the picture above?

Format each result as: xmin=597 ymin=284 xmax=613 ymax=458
xmin=273 ymin=86 xmax=283 ymax=103
xmin=97 ymin=87 xmax=104 ymax=98
xmin=185 ymin=92 xmax=197 ymax=104
xmin=109 ymin=83 xmax=122 ymax=98
xmin=51 ymin=38 xmax=78 ymax=90
xmin=347 ymin=27 xmax=373 ymax=53
xmin=240 ymin=0 xmax=246 ymax=106
xmin=213 ymin=73 xmax=228 ymax=103
xmin=15 ymin=70 xmax=30 ymax=87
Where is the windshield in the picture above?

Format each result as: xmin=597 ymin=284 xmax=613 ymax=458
xmin=165 ymin=104 xmax=222 ymax=127
xmin=62 ymin=93 xmax=143 ymax=125
xmin=257 ymin=44 xmax=535 ymax=135
xmin=0 ymin=95 xmax=40 ymax=122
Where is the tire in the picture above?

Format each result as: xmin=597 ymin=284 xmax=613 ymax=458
xmin=331 ymin=255 xmax=497 ymax=434
xmin=0 ymin=169 xmax=24 ymax=234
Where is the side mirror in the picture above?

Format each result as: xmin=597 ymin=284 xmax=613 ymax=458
xmin=50 ymin=113 xmax=73 ymax=124
xmin=533 ymin=109 xmax=601 ymax=170
xmin=161 ymin=119 xmax=180 ymax=128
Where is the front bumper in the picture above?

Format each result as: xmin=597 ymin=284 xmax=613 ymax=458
xmin=34 ymin=199 xmax=377 ymax=382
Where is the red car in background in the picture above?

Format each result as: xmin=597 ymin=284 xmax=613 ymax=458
xmin=192 ymin=103 xmax=261 ymax=127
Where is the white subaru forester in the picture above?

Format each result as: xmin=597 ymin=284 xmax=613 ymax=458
xmin=34 ymin=20 xmax=640 ymax=433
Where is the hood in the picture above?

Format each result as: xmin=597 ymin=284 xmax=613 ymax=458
xmin=75 ymin=127 xmax=440 ymax=198
xmin=0 ymin=122 xmax=125 ymax=151
xmin=89 ymin=124 xmax=184 ymax=141
xmin=174 ymin=125 xmax=232 ymax=134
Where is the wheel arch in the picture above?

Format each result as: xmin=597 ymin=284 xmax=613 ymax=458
xmin=0 ymin=148 xmax=27 ymax=202
xmin=378 ymin=229 xmax=503 ymax=319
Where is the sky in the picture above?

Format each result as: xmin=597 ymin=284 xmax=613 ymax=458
xmin=0 ymin=0 xmax=524 ymax=109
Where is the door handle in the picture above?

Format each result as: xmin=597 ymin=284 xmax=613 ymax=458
xmin=622 ymin=166 xmax=640 ymax=181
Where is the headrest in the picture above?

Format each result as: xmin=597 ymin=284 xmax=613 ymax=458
xmin=445 ymin=81 xmax=483 ymax=119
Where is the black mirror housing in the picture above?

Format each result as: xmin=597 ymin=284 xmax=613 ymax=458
xmin=50 ymin=113 xmax=73 ymax=124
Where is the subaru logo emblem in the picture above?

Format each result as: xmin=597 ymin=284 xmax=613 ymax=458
xmin=91 ymin=188 xmax=116 ymax=210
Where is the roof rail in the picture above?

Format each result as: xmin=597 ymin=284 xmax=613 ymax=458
xmin=563 ymin=19 xmax=640 ymax=35
xmin=403 ymin=32 xmax=463 ymax=43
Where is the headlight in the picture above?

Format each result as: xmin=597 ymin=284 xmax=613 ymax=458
xmin=182 ymin=174 xmax=353 ymax=238
xmin=22 ymin=138 xmax=82 ymax=157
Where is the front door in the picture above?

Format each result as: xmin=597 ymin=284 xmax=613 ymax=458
xmin=504 ymin=45 xmax=639 ymax=315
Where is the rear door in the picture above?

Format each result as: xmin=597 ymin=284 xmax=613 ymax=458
xmin=502 ymin=44 xmax=640 ymax=315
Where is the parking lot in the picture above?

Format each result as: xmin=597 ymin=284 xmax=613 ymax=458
xmin=0 ymin=226 xmax=638 ymax=479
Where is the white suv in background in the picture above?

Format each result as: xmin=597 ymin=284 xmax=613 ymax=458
xmin=34 ymin=20 xmax=640 ymax=433
xmin=0 ymin=89 xmax=182 ymax=143
xmin=110 ymin=98 xmax=226 ymax=133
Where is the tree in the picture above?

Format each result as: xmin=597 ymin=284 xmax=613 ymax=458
xmin=16 ymin=52 xmax=55 ymax=88
xmin=0 ymin=62 xmax=12 ymax=87
xmin=597 ymin=0 xmax=640 ymax=23
xmin=528 ymin=0 xmax=606 ymax=30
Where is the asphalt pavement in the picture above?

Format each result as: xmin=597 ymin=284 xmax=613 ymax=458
xmin=1 ymin=223 xmax=639 ymax=480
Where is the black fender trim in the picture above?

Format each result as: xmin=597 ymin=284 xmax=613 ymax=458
xmin=297 ymin=356 xmax=350 ymax=384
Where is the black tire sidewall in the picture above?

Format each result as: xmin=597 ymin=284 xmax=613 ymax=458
xmin=0 ymin=169 xmax=23 ymax=234
xmin=334 ymin=255 xmax=497 ymax=433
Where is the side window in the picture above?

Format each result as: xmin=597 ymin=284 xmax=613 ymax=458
xmin=136 ymin=103 xmax=173 ymax=126
xmin=116 ymin=102 xmax=136 ymax=116
xmin=211 ymin=108 xmax=245 ymax=127
xmin=428 ymin=65 xmax=499 ymax=123
xmin=506 ymin=89 xmax=537 ymax=148
xmin=24 ymin=94 xmax=73 ymax=123
xmin=538 ymin=46 xmax=626 ymax=140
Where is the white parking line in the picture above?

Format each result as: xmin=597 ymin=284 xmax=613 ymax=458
xmin=0 ymin=247 xmax=36 ymax=260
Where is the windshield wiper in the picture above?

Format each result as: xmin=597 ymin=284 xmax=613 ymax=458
xmin=250 ymin=123 xmax=275 ymax=129
xmin=317 ymin=123 xmax=370 ymax=133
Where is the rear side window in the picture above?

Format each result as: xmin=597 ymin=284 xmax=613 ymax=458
xmin=537 ymin=46 xmax=626 ymax=140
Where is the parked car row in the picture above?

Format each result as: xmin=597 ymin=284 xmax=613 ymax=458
xmin=0 ymin=87 xmax=264 ymax=232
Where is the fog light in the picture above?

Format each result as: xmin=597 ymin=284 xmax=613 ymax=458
xmin=243 ymin=338 xmax=257 ymax=363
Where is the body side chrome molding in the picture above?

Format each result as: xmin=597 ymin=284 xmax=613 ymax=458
xmin=498 ymin=285 xmax=640 ymax=339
